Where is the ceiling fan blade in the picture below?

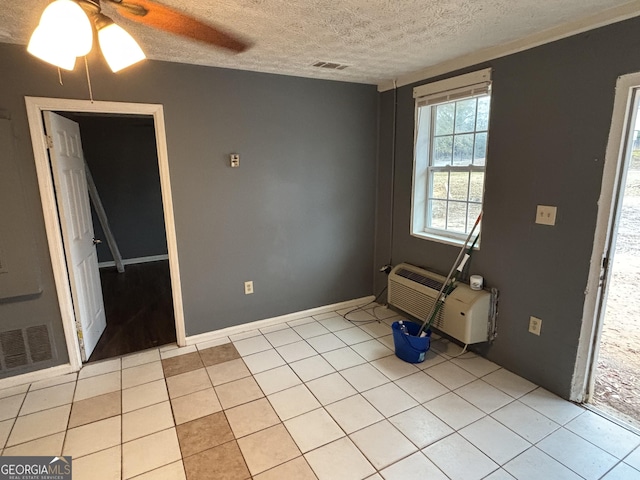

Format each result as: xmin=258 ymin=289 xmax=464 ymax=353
xmin=110 ymin=0 xmax=250 ymax=53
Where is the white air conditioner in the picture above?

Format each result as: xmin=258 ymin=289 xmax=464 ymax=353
xmin=388 ymin=263 xmax=490 ymax=344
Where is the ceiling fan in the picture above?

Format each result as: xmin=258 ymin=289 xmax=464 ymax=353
xmin=28 ymin=0 xmax=251 ymax=72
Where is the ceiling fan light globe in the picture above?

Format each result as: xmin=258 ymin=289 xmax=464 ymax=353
xmin=98 ymin=23 xmax=146 ymax=72
xmin=38 ymin=0 xmax=93 ymax=56
xmin=27 ymin=25 xmax=77 ymax=70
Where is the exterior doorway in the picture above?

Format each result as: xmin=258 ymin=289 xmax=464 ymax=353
xmin=574 ymin=72 xmax=640 ymax=429
xmin=26 ymin=98 xmax=186 ymax=372
xmin=592 ymin=104 xmax=640 ymax=427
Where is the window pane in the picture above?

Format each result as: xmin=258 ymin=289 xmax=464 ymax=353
xmin=474 ymin=132 xmax=487 ymax=165
xmin=447 ymin=202 xmax=467 ymax=233
xmin=453 ymin=134 xmax=474 ymax=165
xmin=429 ymin=200 xmax=447 ymax=230
xmin=434 ymin=103 xmax=454 ymax=135
xmin=476 ymin=96 xmax=490 ymax=131
xmin=433 ymin=136 xmax=453 ymax=166
xmin=430 ymin=171 xmax=449 ymax=200
xmin=454 ymin=98 xmax=477 ymax=133
xmin=467 ymin=203 xmax=482 ymax=234
xmin=469 ymin=172 xmax=484 ymax=202
xmin=449 ymin=172 xmax=469 ymax=200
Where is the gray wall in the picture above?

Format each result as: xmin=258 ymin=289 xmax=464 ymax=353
xmin=375 ymin=16 xmax=640 ymax=398
xmin=65 ymin=114 xmax=167 ymax=263
xmin=0 ymin=43 xmax=377 ymax=376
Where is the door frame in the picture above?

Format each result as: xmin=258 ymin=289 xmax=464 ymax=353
xmin=571 ymin=72 xmax=640 ymax=401
xmin=25 ymin=97 xmax=186 ymax=372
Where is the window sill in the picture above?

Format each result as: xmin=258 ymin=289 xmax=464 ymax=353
xmin=410 ymin=230 xmax=480 ymax=250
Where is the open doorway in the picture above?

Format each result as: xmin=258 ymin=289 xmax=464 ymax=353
xmin=26 ymin=98 xmax=186 ymax=372
xmin=591 ymin=104 xmax=640 ymax=428
xmin=59 ymin=112 xmax=177 ymax=362
xmin=576 ymin=73 xmax=640 ymax=429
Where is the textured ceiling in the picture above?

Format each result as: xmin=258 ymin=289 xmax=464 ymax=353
xmin=1 ymin=0 xmax=639 ymax=86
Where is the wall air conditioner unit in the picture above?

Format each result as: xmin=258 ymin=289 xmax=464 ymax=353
xmin=388 ymin=263 xmax=490 ymax=344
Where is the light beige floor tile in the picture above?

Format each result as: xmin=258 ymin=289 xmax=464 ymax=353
xmin=423 ymin=433 xmax=499 ymax=480
xmin=233 ymin=335 xmax=273 ymax=356
xmin=78 ymin=358 xmax=121 ymax=379
xmin=131 ymin=461 xmax=186 ymax=480
xmin=215 ymin=376 xmax=264 ymax=409
xmin=73 ymin=445 xmax=121 ymax=480
xmin=123 ymin=401 xmax=174 ymax=442
xmin=69 ymin=391 xmax=121 ymax=428
xmin=362 ymin=382 xmax=417 ymax=417
xmin=289 ymin=355 xmax=335 ymax=382
xmin=254 ymin=365 xmax=301 ymax=395
xmin=306 ymin=373 xmax=358 ymax=405
xmin=370 ymin=355 xmax=420 ymax=381
xmin=254 ymin=456 xmax=318 ymax=480
xmin=268 ymin=385 xmax=321 ymax=421
xmin=304 ymin=437 xmax=375 ymax=480
xmin=0 ymin=418 xmax=14 ymax=448
xmin=166 ymin=368 xmax=211 ymax=399
xmin=0 ymin=394 xmax=25 ymax=421
xmin=206 ymin=358 xmax=251 ymax=386
xmin=237 ymin=423 xmax=301 ymax=476
xmin=195 ymin=336 xmax=231 ymax=351
xmin=30 ymin=373 xmax=78 ymax=391
xmin=122 ymin=379 xmax=168 ymax=413
xmin=350 ymin=420 xmax=417 ymax=470
xmin=0 ymin=384 xmax=29 ymax=400
xmin=379 ymin=451 xmax=448 ymax=480
xmin=122 ymin=349 xmax=161 ymax=369
xmin=263 ymin=328 xmax=303 ymax=347
xmin=243 ymin=349 xmax=286 ymax=374
xmin=171 ymin=388 xmax=222 ymax=425
xmin=276 ymin=341 xmax=317 ymax=363
xmin=325 ymin=394 xmax=384 ymax=434
xmin=74 ymin=371 xmax=121 ymax=402
xmin=20 ymin=382 xmax=75 ymax=416
xmin=122 ymin=362 xmax=164 ymax=389
xmin=63 ymin=415 xmax=121 ymax=458
xmin=2 ymin=432 xmax=65 ymax=456
xmin=123 ymin=428 xmax=182 ymax=479
xmin=225 ymin=398 xmax=280 ymax=438
xmin=451 ymin=354 xmax=501 ymax=377
xmin=7 ymin=404 xmax=70 ymax=447
xmin=284 ymin=408 xmax=344 ymax=453
xmin=389 ymin=406 xmax=454 ymax=449
xmin=160 ymin=345 xmax=197 ymax=360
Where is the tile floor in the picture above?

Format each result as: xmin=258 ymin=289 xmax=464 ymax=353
xmin=1 ymin=305 xmax=640 ymax=479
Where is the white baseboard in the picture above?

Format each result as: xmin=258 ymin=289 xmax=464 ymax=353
xmin=0 ymin=364 xmax=74 ymax=390
xmin=98 ymin=254 xmax=169 ymax=269
xmin=186 ymin=295 xmax=376 ymax=346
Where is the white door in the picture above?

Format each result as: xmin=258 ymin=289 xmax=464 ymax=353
xmin=44 ymin=111 xmax=106 ymax=361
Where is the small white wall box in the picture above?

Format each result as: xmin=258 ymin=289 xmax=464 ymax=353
xmin=230 ymin=154 xmax=240 ymax=168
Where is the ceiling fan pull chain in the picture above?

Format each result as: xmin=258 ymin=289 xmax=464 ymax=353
xmin=84 ymin=56 xmax=94 ymax=103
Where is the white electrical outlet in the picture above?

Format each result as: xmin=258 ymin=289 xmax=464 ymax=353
xmin=244 ymin=281 xmax=254 ymax=295
xmin=529 ymin=316 xmax=542 ymax=336
xmin=230 ymin=154 xmax=240 ymax=168
xmin=535 ymin=205 xmax=557 ymax=226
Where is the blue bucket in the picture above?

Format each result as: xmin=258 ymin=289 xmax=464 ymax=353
xmin=392 ymin=321 xmax=431 ymax=363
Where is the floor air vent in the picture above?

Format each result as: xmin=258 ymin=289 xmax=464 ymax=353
xmin=0 ymin=324 xmax=54 ymax=371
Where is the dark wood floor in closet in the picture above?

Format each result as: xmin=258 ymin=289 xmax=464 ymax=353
xmin=88 ymin=260 xmax=176 ymax=363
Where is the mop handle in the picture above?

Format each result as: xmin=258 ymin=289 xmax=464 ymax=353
xmin=418 ymin=212 xmax=482 ymax=335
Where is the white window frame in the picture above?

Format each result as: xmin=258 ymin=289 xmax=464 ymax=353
xmin=411 ymin=68 xmax=492 ymax=247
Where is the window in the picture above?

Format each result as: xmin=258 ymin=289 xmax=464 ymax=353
xmin=411 ymin=69 xmax=491 ymax=245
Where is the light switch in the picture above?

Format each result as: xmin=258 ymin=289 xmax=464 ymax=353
xmin=536 ymin=205 xmax=557 ymax=226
